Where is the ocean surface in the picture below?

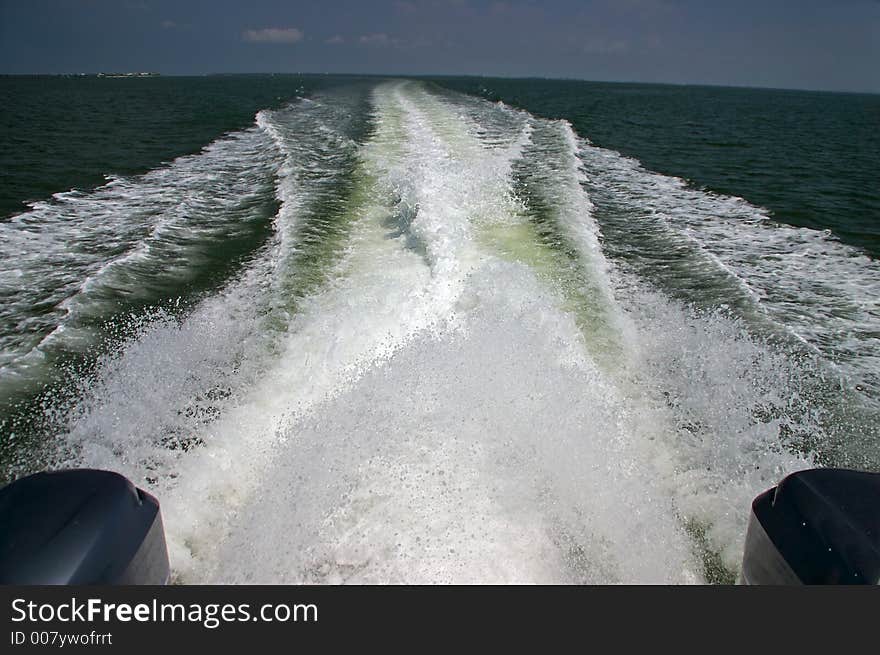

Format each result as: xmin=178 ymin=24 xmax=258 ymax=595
xmin=1 ymin=74 xmax=878 ymax=583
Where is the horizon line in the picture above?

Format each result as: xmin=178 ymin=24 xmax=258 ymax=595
xmin=1 ymin=71 xmax=877 ymax=96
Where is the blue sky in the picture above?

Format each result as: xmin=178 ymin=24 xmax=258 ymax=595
xmin=1 ymin=0 xmax=878 ymax=92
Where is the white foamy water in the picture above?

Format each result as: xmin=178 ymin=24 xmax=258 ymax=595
xmin=0 ymin=122 xmax=279 ymax=396
xmin=10 ymin=80 xmax=871 ymax=583
xmin=575 ymin=138 xmax=880 ymax=402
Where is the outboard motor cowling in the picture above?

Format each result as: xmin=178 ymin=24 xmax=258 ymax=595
xmin=742 ymin=468 xmax=880 ymax=584
xmin=0 ymin=469 xmax=169 ymax=585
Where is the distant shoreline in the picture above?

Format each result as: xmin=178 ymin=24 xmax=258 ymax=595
xmin=0 ymin=72 xmax=876 ymax=96
xmin=95 ymin=72 xmax=160 ymax=78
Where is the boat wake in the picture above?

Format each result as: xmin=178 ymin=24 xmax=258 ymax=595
xmin=4 ymin=80 xmax=875 ymax=583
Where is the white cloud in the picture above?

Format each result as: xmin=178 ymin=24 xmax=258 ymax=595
xmin=242 ymin=27 xmax=305 ymax=44
xmin=359 ymin=33 xmax=391 ymax=46
xmin=325 ymin=35 xmax=345 ymax=44
xmin=161 ymin=20 xmax=177 ymax=29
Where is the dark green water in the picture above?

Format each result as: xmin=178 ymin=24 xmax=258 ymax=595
xmin=0 ymin=74 xmax=359 ymax=219
xmin=5 ymin=75 xmax=877 ymax=255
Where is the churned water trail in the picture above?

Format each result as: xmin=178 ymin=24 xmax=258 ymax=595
xmin=1 ymin=78 xmax=876 ymax=583
xmin=0 ymin=127 xmax=278 ymax=387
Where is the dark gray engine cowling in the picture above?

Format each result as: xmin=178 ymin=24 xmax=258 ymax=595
xmin=742 ymin=468 xmax=880 ymax=584
xmin=0 ymin=469 xmax=169 ymax=585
